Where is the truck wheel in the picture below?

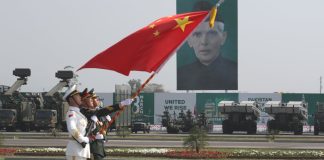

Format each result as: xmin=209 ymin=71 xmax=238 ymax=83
xmin=35 ymin=127 xmax=41 ymax=132
xmin=267 ymin=120 xmax=275 ymax=134
xmin=314 ymin=126 xmax=319 ymax=135
xmin=299 ymin=124 xmax=303 ymax=135
xmin=314 ymin=123 xmax=319 ymax=135
xmin=6 ymin=126 xmax=16 ymax=132
xmin=21 ymin=126 xmax=26 ymax=132
xmin=23 ymin=125 xmax=30 ymax=132
xmin=294 ymin=123 xmax=303 ymax=135
xmin=222 ymin=120 xmax=233 ymax=134
xmin=222 ymin=121 xmax=228 ymax=134
xmin=247 ymin=121 xmax=257 ymax=135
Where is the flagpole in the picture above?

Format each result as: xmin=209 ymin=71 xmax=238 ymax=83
xmin=131 ymin=72 xmax=156 ymax=99
xmin=216 ymin=0 xmax=225 ymax=7
xmin=100 ymin=72 xmax=156 ymax=134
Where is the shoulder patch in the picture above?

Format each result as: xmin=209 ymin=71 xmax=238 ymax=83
xmin=68 ymin=114 xmax=74 ymax=118
xmin=107 ymin=106 xmax=113 ymax=111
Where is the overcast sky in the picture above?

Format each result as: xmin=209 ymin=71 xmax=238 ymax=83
xmin=1 ymin=0 xmax=324 ymax=93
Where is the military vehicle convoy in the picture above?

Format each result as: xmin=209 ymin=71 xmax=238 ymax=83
xmin=219 ymin=101 xmax=261 ymax=134
xmin=0 ymin=68 xmax=36 ymax=132
xmin=161 ymin=109 xmax=206 ymax=134
xmin=34 ymin=70 xmax=73 ymax=132
xmin=0 ymin=69 xmax=73 ymax=132
xmin=313 ymin=102 xmax=324 ymax=135
xmin=265 ymin=101 xmax=307 ymax=135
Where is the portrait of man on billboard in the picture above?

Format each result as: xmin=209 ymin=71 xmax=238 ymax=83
xmin=177 ymin=0 xmax=238 ymax=90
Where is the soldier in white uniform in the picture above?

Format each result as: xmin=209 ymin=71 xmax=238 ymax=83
xmin=64 ymin=85 xmax=92 ymax=160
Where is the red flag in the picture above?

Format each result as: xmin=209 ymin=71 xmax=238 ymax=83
xmin=78 ymin=11 xmax=209 ymax=75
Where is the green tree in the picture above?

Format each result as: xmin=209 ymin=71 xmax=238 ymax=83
xmin=116 ymin=126 xmax=131 ymax=138
xmin=128 ymin=79 xmax=141 ymax=93
xmin=0 ymin=132 xmax=3 ymax=146
xmin=183 ymin=126 xmax=208 ymax=153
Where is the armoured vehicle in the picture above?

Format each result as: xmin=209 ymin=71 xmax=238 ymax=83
xmin=219 ymin=101 xmax=261 ymax=134
xmin=161 ymin=109 xmax=206 ymax=134
xmin=265 ymin=101 xmax=307 ymax=135
xmin=313 ymin=102 xmax=324 ymax=135
xmin=0 ymin=68 xmax=35 ymax=132
xmin=34 ymin=70 xmax=73 ymax=132
xmin=161 ymin=109 xmax=181 ymax=133
xmin=179 ymin=109 xmax=195 ymax=132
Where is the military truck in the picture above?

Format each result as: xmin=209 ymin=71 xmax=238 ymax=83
xmin=313 ymin=102 xmax=324 ymax=135
xmin=0 ymin=68 xmax=35 ymax=132
xmin=131 ymin=122 xmax=150 ymax=133
xmin=131 ymin=114 xmax=151 ymax=134
xmin=34 ymin=70 xmax=73 ymax=132
xmin=219 ymin=101 xmax=261 ymax=134
xmin=265 ymin=101 xmax=307 ymax=135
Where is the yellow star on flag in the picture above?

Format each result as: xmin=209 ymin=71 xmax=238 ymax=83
xmin=149 ymin=24 xmax=155 ymax=29
xmin=153 ymin=30 xmax=160 ymax=37
xmin=174 ymin=16 xmax=193 ymax=32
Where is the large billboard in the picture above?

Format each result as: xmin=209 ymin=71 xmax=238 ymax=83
xmin=132 ymin=93 xmax=155 ymax=124
xmin=239 ymin=93 xmax=282 ymax=125
xmin=154 ymin=93 xmax=196 ymax=124
xmin=176 ymin=0 xmax=238 ymax=90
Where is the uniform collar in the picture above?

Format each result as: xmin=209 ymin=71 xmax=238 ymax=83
xmin=69 ymin=106 xmax=80 ymax=112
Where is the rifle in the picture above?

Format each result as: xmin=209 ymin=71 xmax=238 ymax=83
xmin=74 ymin=120 xmax=96 ymax=148
xmin=72 ymin=136 xmax=87 ymax=148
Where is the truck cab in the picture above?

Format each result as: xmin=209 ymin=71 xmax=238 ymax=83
xmin=0 ymin=109 xmax=17 ymax=131
xmin=34 ymin=109 xmax=57 ymax=132
xmin=265 ymin=100 xmax=307 ymax=135
xmin=219 ymin=101 xmax=260 ymax=134
xmin=131 ymin=121 xmax=150 ymax=133
xmin=314 ymin=102 xmax=324 ymax=135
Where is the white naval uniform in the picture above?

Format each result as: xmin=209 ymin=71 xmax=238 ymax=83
xmin=65 ymin=106 xmax=91 ymax=159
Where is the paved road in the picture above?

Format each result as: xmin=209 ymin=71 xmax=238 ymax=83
xmin=0 ymin=156 xmax=172 ymax=160
xmin=3 ymin=139 xmax=324 ymax=149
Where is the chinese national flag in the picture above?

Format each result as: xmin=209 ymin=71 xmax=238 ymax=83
xmin=79 ymin=11 xmax=209 ymax=75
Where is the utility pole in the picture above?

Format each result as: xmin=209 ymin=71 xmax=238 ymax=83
xmin=321 ymin=76 xmax=322 ymax=94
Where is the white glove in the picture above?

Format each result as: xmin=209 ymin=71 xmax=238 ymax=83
xmin=91 ymin=115 xmax=98 ymax=123
xmin=81 ymin=136 xmax=89 ymax=143
xmin=106 ymin=115 xmax=112 ymax=122
xmin=91 ymin=124 xmax=96 ymax=131
xmin=95 ymin=133 xmax=104 ymax=140
xmin=120 ymin=98 xmax=133 ymax=106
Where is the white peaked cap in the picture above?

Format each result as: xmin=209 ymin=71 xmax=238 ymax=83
xmin=63 ymin=84 xmax=78 ymax=100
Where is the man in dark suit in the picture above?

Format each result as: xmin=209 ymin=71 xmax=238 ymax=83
xmin=177 ymin=1 xmax=237 ymax=90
